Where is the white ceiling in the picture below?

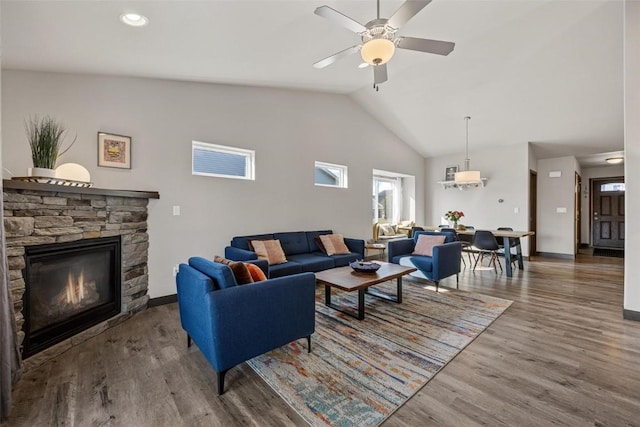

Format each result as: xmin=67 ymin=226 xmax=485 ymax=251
xmin=0 ymin=0 xmax=625 ymax=165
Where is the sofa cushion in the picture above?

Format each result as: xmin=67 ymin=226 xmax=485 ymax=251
xmin=413 ymin=234 xmax=446 ymax=257
xmin=325 ymin=252 xmax=360 ymax=267
xmin=379 ymin=223 xmax=396 ymax=236
xmin=287 ymin=253 xmax=335 ymax=272
xmin=399 ymin=256 xmax=434 ymax=273
xmin=213 ymin=256 xmax=253 ymax=285
xmin=267 ymin=261 xmax=303 ymax=278
xmin=319 ymin=234 xmax=351 ymax=256
xmin=232 ymin=234 xmax=275 ymax=251
xmin=251 ymin=239 xmax=288 ymax=265
xmin=188 ymin=257 xmax=237 ymax=290
xmin=274 ymin=232 xmax=309 ymax=256
xmin=306 ymin=230 xmax=333 ymax=253
xmin=245 ymin=263 xmax=267 ymax=282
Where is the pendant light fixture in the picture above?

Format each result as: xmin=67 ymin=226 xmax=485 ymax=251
xmin=454 ymin=116 xmax=482 ymax=184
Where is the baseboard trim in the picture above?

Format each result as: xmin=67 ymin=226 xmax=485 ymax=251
xmin=148 ymin=294 xmax=178 ymax=307
xmin=623 ymin=309 xmax=640 ymax=322
xmin=535 ymin=252 xmax=575 ymax=260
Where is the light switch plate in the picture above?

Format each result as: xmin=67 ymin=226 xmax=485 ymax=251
xmin=557 ymin=207 xmax=567 ymax=213
xmin=172 ymin=205 xmax=181 ymax=216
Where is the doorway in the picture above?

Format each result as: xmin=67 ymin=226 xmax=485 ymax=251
xmin=575 ymin=172 xmax=582 ymax=254
xmin=591 ymin=177 xmax=624 ymax=249
xmin=529 ymin=170 xmax=537 ymax=257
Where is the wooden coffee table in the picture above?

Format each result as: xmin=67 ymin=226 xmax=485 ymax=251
xmin=315 ymin=261 xmax=416 ymax=320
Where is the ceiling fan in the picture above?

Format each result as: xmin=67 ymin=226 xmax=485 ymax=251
xmin=313 ymin=0 xmax=455 ymax=90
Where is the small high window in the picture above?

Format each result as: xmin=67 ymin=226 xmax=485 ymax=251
xmin=314 ymin=161 xmax=348 ymax=188
xmin=192 ymin=141 xmax=255 ymax=180
xmin=600 ymin=183 xmax=625 ymax=192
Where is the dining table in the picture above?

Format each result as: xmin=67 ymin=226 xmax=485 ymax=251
xmin=417 ymin=226 xmax=535 ymax=277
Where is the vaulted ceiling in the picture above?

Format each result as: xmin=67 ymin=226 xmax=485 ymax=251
xmin=0 ymin=0 xmax=624 ymax=163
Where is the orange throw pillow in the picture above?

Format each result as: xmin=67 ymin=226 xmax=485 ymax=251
xmin=413 ymin=235 xmax=446 ymax=257
xmin=250 ymin=239 xmax=288 ymax=265
xmin=318 ymin=234 xmax=351 ymax=256
xmin=213 ymin=255 xmax=254 ymax=285
xmin=245 ymin=263 xmax=267 ymax=282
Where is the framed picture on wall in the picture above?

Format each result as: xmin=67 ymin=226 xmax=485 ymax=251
xmin=445 ymin=165 xmax=458 ymax=181
xmin=98 ymin=132 xmax=131 ymax=169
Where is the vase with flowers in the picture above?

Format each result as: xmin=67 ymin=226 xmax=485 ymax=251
xmin=444 ymin=210 xmax=464 ymax=229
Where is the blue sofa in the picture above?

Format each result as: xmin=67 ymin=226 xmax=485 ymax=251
xmin=387 ymin=231 xmax=462 ymax=292
xmin=176 ymin=257 xmax=316 ymax=394
xmin=225 ymin=230 xmax=365 ymax=278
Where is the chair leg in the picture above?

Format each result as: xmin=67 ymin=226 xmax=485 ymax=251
xmin=435 ymin=280 xmax=439 ymax=292
xmin=187 ymin=334 xmax=192 ymax=348
xmin=473 ymin=252 xmax=482 ymax=270
xmin=217 ymin=369 xmax=228 ymax=395
xmin=307 ymin=335 xmax=312 ymax=353
xmin=456 ymin=274 xmax=459 ymax=289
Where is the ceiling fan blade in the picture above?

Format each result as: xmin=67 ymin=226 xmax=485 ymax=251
xmin=387 ymin=0 xmax=432 ymax=29
xmin=373 ymin=64 xmax=388 ymax=85
xmin=313 ymin=45 xmax=361 ymax=69
xmin=397 ymin=37 xmax=455 ymax=56
xmin=314 ymin=6 xmax=366 ymax=33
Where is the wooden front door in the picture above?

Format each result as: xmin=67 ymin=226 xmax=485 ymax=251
xmin=592 ymin=177 xmax=624 ymax=249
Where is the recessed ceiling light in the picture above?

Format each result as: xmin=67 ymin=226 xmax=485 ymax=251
xmin=358 ymin=62 xmax=369 ymax=69
xmin=120 ymin=13 xmax=149 ymax=27
xmin=606 ymin=157 xmax=624 ymax=164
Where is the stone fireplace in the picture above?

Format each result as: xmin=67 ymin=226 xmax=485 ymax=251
xmin=3 ymin=179 xmax=159 ymax=363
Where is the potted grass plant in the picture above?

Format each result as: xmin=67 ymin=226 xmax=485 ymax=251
xmin=25 ymin=115 xmax=76 ymax=177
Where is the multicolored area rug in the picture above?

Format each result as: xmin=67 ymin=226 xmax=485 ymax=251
xmin=247 ymin=280 xmax=512 ymax=427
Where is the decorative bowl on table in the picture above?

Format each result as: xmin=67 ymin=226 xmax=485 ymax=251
xmin=349 ymin=260 xmax=381 ymax=273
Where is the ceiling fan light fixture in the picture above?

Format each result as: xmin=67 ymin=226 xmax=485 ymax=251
xmin=605 ymin=156 xmax=624 ymax=164
xmin=361 ymin=38 xmax=395 ymax=66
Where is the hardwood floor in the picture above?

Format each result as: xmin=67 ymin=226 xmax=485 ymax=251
xmin=5 ymin=254 xmax=639 ymax=426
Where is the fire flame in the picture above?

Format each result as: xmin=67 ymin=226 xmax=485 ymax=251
xmin=65 ymin=270 xmax=88 ymax=305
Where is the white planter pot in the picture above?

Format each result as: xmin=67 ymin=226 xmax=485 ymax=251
xmin=28 ymin=167 xmax=56 ymax=178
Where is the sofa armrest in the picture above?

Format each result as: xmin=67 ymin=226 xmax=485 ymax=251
xmin=204 ymin=272 xmax=316 ymax=372
xmin=388 ymin=238 xmax=415 ymax=262
xmin=431 ymin=241 xmax=462 ymax=280
xmin=344 ymin=237 xmax=365 ymax=258
xmin=225 ymin=246 xmax=258 ymax=261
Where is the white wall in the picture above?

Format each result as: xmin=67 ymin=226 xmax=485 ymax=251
xmin=424 ymin=143 xmax=530 ymax=256
xmin=536 ymin=156 xmax=579 ymax=255
xmin=580 ymin=165 xmax=625 ymax=244
xmin=1 ymin=70 xmax=425 ymax=298
xmin=624 ymin=0 xmax=640 ymax=314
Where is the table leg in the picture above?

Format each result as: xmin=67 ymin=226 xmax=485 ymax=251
xmin=357 ymin=290 xmax=365 ymax=320
xmin=503 ymin=236 xmax=513 ymax=277
xmin=324 ymin=284 xmax=366 ymax=320
xmin=365 ymin=277 xmax=403 ymax=303
xmin=515 ymin=238 xmax=524 ymax=269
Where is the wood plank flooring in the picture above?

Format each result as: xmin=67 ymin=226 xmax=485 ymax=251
xmin=4 ymin=254 xmax=639 ymax=426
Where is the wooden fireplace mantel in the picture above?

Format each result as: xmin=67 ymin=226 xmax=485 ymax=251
xmin=3 ymin=179 xmax=160 ymax=199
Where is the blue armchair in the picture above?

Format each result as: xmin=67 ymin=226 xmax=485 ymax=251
xmin=176 ymin=257 xmax=316 ymax=394
xmin=387 ymin=231 xmax=462 ymax=292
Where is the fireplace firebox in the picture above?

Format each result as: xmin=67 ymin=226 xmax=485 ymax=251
xmin=23 ymin=236 xmax=121 ymax=358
